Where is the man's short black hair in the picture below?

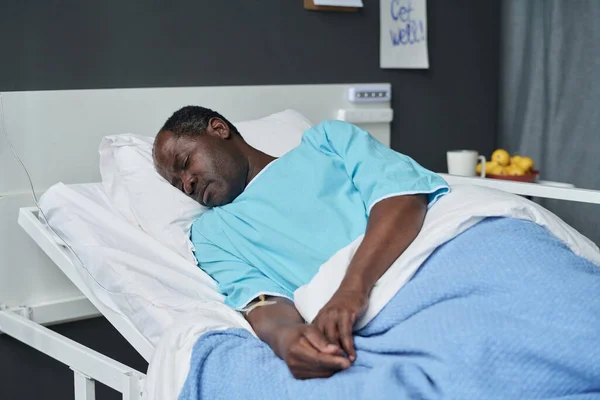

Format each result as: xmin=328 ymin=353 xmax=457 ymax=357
xmin=160 ymin=106 xmax=240 ymax=138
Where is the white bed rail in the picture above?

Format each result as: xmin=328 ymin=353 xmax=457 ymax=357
xmin=0 ymin=295 xmax=99 ymax=326
xmin=2 ymin=206 xmax=153 ymax=399
xmin=0 ymin=308 xmax=145 ymax=400
xmin=17 ymin=206 xmax=155 ymax=361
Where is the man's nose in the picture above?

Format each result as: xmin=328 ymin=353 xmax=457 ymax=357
xmin=182 ymin=173 xmax=197 ymax=196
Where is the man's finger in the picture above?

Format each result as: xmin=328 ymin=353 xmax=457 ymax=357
xmin=315 ymin=315 xmax=327 ymax=336
xmin=297 ymin=338 xmax=350 ymax=371
xmin=304 ymin=328 xmax=343 ymax=356
xmin=293 ymin=367 xmax=339 ymax=380
xmin=311 ymin=350 xmax=351 ymax=372
xmin=324 ymin=315 xmax=340 ymax=348
xmin=292 ymin=365 xmax=338 ymax=380
xmin=338 ymin=314 xmax=356 ymax=362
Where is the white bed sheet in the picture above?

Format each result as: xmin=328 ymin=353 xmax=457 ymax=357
xmin=38 ymin=182 xmax=251 ymax=355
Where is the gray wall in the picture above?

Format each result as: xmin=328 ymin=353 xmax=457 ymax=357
xmin=0 ymin=0 xmax=501 ymax=172
xmin=0 ymin=1 xmax=500 ymax=399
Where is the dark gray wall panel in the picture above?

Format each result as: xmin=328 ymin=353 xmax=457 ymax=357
xmin=0 ymin=0 xmax=500 ymax=171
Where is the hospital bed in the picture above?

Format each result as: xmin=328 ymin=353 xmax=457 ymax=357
xmin=1 ymin=85 xmax=600 ymax=400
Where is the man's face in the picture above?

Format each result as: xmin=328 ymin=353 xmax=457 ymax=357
xmin=153 ymin=119 xmax=247 ymax=207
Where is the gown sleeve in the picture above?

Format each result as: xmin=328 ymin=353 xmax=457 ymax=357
xmin=302 ymin=120 xmax=449 ymax=214
xmin=190 ymin=227 xmax=294 ymax=310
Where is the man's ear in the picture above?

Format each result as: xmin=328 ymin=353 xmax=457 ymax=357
xmin=208 ymin=117 xmax=231 ymax=139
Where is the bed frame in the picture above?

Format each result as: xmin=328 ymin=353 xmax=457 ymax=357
xmin=1 ymin=207 xmax=147 ymax=400
xmin=1 ymin=85 xmax=599 ymax=400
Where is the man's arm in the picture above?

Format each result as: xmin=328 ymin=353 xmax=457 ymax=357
xmin=192 ymin=228 xmax=350 ymax=379
xmin=302 ymin=121 xmax=445 ymax=361
xmin=244 ymin=297 xmax=351 ymax=379
xmin=313 ymin=194 xmax=427 ymax=361
xmin=343 ymin=194 xmax=427 ymax=295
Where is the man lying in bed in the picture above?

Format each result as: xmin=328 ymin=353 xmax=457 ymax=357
xmin=153 ymin=106 xmax=449 ymax=378
xmin=153 ymin=107 xmax=600 ymax=400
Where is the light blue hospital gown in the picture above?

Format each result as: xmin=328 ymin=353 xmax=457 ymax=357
xmin=191 ymin=120 xmax=449 ymax=310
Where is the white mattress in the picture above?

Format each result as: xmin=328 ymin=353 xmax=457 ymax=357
xmin=38 ymin=182 xmax=250 ymax=360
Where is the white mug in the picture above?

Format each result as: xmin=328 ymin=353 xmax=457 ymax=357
xmin=447 ymin=150 xmax=486 ymax=177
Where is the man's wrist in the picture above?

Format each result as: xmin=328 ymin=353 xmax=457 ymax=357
xmin=273 ymin=322 xmax=303 ymax=359
xmin=339 ymin=272 xmax=372 ymax=296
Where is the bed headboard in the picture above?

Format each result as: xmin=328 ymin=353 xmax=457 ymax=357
xmin=0 ymin=83 xmax=392 ymax=309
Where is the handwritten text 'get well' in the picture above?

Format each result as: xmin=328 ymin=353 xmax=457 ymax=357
xmin=389 ymin=0 xmax=425 ymax=46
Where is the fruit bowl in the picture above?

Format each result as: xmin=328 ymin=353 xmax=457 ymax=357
xmin=485 ymin=170 xmax=540 ymax=183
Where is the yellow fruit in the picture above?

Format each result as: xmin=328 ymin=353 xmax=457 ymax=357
xmin=487 ymin=163 xmax=504 ymax=175
xmin=505 ymin=164 xmax=525 ymax=176
xmin=478 ymin=160 xmax=498 ymax=175
xmin=511 ymin=155 xmax=522 ymax=164
xmin=492 ymin=149 xmax=510 ymax=166
xmin=515 ymin=157 xmax=534 ymax=172
xmin=486 ymin=160 xmax=498 ymax=170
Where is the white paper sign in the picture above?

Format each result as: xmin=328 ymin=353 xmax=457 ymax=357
xmin=380 ymin=0 xmax=429 ymax=69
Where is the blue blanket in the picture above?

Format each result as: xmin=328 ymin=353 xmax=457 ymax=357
xmin=179 ymin=218 xmax=600 ymax=400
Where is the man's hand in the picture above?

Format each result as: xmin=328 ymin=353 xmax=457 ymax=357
xmin=244 ymin=296 xmax=350 ymax=379
xmin=312 ymin=285 xmax=368 ymax=362
xmin=276 ymin=323 xmax=351 ymax=379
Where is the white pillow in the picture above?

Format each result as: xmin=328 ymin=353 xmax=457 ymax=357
xmin=236 ymin=109 xmax=313 ymax=156
xmin=99 ymin=109 xmax=313 ymax=263
xmin=99 ymin=134 xmax=206 ymax=264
